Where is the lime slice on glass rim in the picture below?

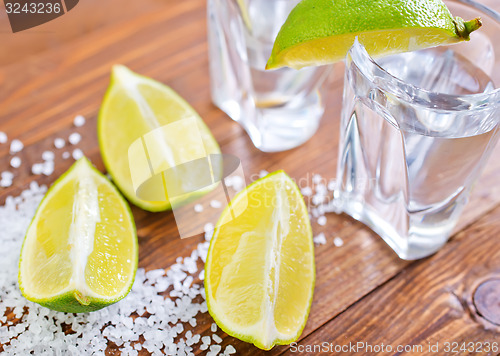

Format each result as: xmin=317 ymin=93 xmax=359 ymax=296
xmin=205 ymin=171 xmax=315 ymax=350
xmin=19 ymin=157 xmax=137 ymax=313
xmin=266 ymin=0 xmax=482 ymax=69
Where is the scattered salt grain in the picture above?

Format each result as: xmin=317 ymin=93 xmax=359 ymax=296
xmin=211 ymin=322 xmax=217 ymax=332
xmin=202 ymin=336 xmax=211 ymax=345
xmin=328 ymin=179 xmax=336 ymax=191
xmin=316 ymin=183 xmax=327 ymax=194
xmin=0 ymin=132 xmax=7 ymax=144
xmin=209 ymin=344 xmax=222 ymax=355
xmin=301 ymin=186 xmax=313 ymax=197
xmin=0 ymin=178 xmax=12 ymax=188
xmin=210 ymin=199 xmax=222 ymax=209
xmin=62 ymin=151 xmax=70 ymax=159
xmin=31 ymin=163 xmax=44 ymax=175
xmin=1 ymin=171 xmax=14 ymax=180
xmin=42 ymin=161 xmax=55 ymax=176
xmin=313 ymin=232 xmax=327 ymax=245
xmin=72 ymin=148 xmax=83 ymax=160
xmin=212 ymin=334 xmax=222 ymax=344
xmin=259 ymin=170 xmax=269 ymax=178
xmin=312 ymin=194 xmax=324 ymax=206
xmin=42 ymin=151 xmax=55 ymax=161
xmin=225 ymin=345 xmax=237 ymax=354
xmin=333 ymin=237 xmax=344 ymax=247
xmin=54 ymin=138 xmax=65 ymax=149
xmin=9 ymin=139 xmax=23 ymax=154
xmin=194 ymin=204 xmax=203 ymax=213
xmin=73 ymin=115 xmax=86 ymax=127
xmin=68 ymin=132 xmax=82 ymax=145
xmin=9 ymin=157 xmax=21 ymax=169
xmin=317 ymin=216 xmax=327 ymax=226
xmin=200 ymin=344 xmax=209 ymax=351
xmin=312 ymin=174 xmax=322 ymax=184
xmin=226 ymin=175 xmax=244 ymax=191
xmin=204 ymin=222 xmax=214 ymax=233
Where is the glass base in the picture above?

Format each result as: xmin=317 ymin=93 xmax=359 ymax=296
xmin=334 ymin=196 xmax=451 ymax=260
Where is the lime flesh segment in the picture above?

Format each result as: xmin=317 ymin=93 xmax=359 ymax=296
xmin=266 ymin=0 xmax=482 ymax=69
xmin=205 ymin=171 xmax=315 ymax=350
xmin=19 ymin=157 xmax=138 ymax=313
xmin=98 ymin=65 xmax=221 ymax=212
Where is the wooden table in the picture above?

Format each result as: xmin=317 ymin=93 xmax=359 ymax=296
xmin=1 ymin=0 xmax=499 ymax=354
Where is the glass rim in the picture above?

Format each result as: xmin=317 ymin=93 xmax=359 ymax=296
xmin=347 ymin=0 xmax=500 ymax=111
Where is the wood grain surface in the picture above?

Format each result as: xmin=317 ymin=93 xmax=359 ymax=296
xmin=1 ymin=0 xmax=499 ymax=355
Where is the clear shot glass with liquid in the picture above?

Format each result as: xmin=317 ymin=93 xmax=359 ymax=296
xmin=207 ymin=0 xmax=332 ymax=152
xmin=335 ymin=0 xmax=500 ymax=260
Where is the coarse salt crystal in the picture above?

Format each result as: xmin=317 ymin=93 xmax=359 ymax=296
xmin=10 ymin=157 xmax=21 ymax=169
xmin=210 ymin=200 xmax=222 ymax=209
xmin=42 ymin=151 xmax=55 ymax=161
xmin=328 ymin=180 xmax=336 ymax=191
xmin=42 ymin=161 xmax=54 ymax=176
xmin=212 ymin=334 xmax=222 ymax=343
xmin=204 ymin=222 xmax=214 ymax=233
xmin=225 ymin=345 xmax=236 ymax=354
xmin=74 ymin=115 xmax=86 ymax=127
xmin=259 ymin=170 xmax=268 ymax=178
xmin=10 ymin=139 xmax=23 ymax=154
xmin=2 ymin=171 xmax=14 ymax=180
xmin=54 ymin=138 xmax=65 ymax=149
xmin=333 ymin=237 xmax=344 ymax=247
xmin=62 ymin=151 xmax=70 ymax=159
xmin=317 ymin=216 xmax=327 ymax=226
xmin=312 ymin=174 xmax=322 ymax=184
xmin=316 ymin=183 xmax=327 ymax=193
xmin=72 ymin=148 xmax=83 ymax=160
xmin=211 ymin=323 xmax=217 ymax=333
xmin=194 ymin=204 xmax=203 ymax=213
xmin=0 ymin=179 xmax=12 ymax=188
xmin=0 ymin=131 xmax=7 ymax=143
xmin=69 ymin=132 xmax=82 ymax=145
xmin=210 ymin=344 xmax=222 ymax=354
xmin=31 ymin=163 xmax=44 ymax=175
xmin=301 ymin=186 xmax=313 ymax=197
xmin=312 ymin=195 xmax=324 ymax=206
xmin=313 ymin=232 xmax=326 ymax=245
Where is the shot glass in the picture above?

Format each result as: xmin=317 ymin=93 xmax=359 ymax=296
xmin=207 ymin=0 xmax=332 ymax=152
xmin=335 ymin=0 xmax=500 ymax=260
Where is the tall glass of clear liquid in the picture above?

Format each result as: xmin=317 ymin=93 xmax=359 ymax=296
xmin=207 ymin=0 xmax=332 ymax=152
xmin=335 ymin=0 xmax=500 ymax=260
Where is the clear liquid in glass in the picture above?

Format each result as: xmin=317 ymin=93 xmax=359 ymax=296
xmin=336 ymin=47 xmax=499 ymax=259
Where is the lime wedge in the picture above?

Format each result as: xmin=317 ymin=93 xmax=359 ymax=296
xmin=98 ymin=65 xmax=221 ymax=212
xmin=205 ymin=171 xmax=315 ymax=350
xmin=19 ymin=158 xmax=137 ymax=313
xmin=266 ymin=0 xmax=482 ymax=69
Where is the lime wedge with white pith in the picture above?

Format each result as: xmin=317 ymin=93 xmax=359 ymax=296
xmin=266 ymin=0 xmax=482 ymax=70
xmin=19 ymin=157 xmax=137 ymax=313
xmin=205 ymin=171 xmax=315 ymax=350
xmin=98 ymin=65 xmax=221 ymax=212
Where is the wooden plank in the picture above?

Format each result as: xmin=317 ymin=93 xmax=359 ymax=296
xmin=287 ymin=205 xmax=500 ymax=356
